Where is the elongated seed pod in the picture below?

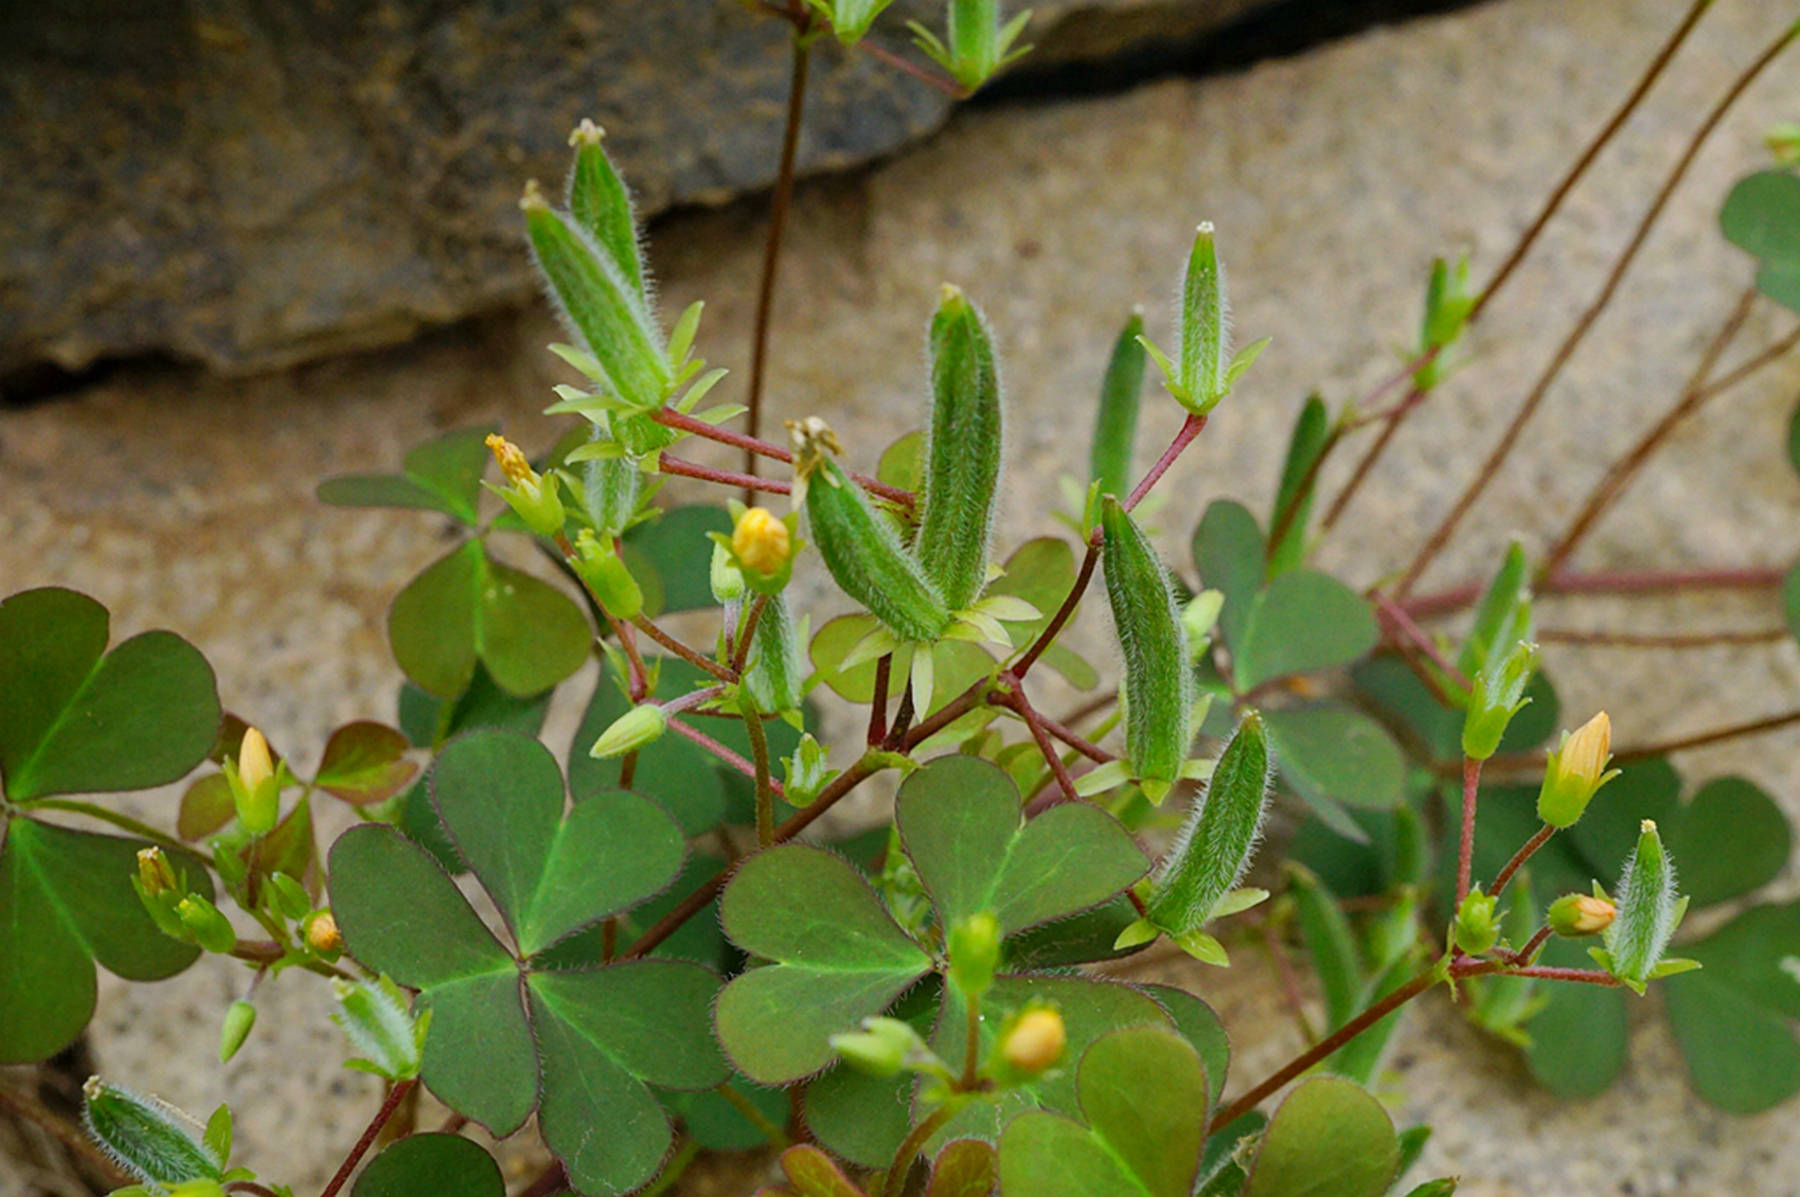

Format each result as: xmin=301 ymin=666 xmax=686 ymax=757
xmin=1179 ymin=223 xmax=1229 ymax=404
xmin=330 ymin=976 xmax=423 ymax=1080
xmin=582 ymin=433 xmax=640 ymax=537
xmin=83 ymin=1078 xmax=223 ymax=1187
xmin=1456 ymin=539 xmax=1532 ymax=681
xmin=522 ymin=188 xmax=668 ymax=411
xmin=916 ymin=285 xmax=1003 ymax=610
xmin=1147 ymin=713 xmax=1272 ymax=934
xmin=1602 ymin=819 xmax=1682 ymax=991
xmin=566 ymin=120 xmax=645 ymax=300
xmin=743 ymin=594 xmax=805 ymax=714
xmin=1268 ymin=393 xmax=1329 ymax=575
xmin=1088 ymin=310 xmax=1146 ymax=501
xmin=807 ymin=456 xmax=950 ymax=642
xmin=1100 ymin=495 xmax=1194 ymax=786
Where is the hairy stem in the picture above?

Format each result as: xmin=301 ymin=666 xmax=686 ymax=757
xmin=1124 ymin=413 xmax=1207 ymax=511
xmin=1002 ymin=685 xmax=1082 ymax=807
xmin=1457 ymin=756 xmax=1482 ymax=906
xmin=1492 ymin=823 xmax=1555 ymax=897
xmin=631 ymin=614 xmax=737 ymax=684
xmin=1402 ymin=564 xmax=1783 ymax=621
xmin=659 ymin=452 xmax=794 ymax=498
xmin=743 ymin=696 xmax=776 ymax=847
xmin=649 ymin=405 xmax=915 ymax=506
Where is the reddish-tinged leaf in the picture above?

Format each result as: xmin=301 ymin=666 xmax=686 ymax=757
xmin=779 ymin=1145 xmax=867 ymax=1197
xmin=316 ymin=721 xmax=418 ymax=805
xmin=178 ymin=773 xmax=237 ymax=841
xmin=927 ymin=1139 xmax=997 ymax=1197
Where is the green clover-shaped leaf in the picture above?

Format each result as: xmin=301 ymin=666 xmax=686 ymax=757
xmin=388 ymin=541 xmax=590 ymax=700
xmin=0 ymin=588 xmax=220 ymax=803
xmin=1663 ymin=902 xmax=1800 ymax=1113
xmin=1265 ymin=705 xmax=1404 ymax=813
xmin=998 ymin=1025 xmax=1211 ymax=1197
xmin=352 ymin=1133 xmax=504 ymax=1197
xmin=715 ymin=757 xmax=1148 ymax=1087
xmin=329 ymin=729 xmax=719 ymax=1196
xmin=317 ymin=425 xmax=497 ymax=525
xmin=0 ymin=821 xmax=214 ymax=1062
xmin=1242 ymin=1076 xmax=1400 ymax=1197
xmin=1721 ymin=169 xmax=1800 ymax=313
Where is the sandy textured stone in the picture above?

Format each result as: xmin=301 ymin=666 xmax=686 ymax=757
xmin=3 ymin=0 xmax=1799 ymax=1192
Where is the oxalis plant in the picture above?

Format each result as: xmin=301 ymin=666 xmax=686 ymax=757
xmin=3 ymin=1 xmax=1800 ymax=1195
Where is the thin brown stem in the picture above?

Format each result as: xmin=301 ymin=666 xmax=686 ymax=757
xmin=867 ymin=654 xmax=893 ymax=746
xmin=1485 ymin=707 xmax=1800 ymax=772
xmin=1002 ymin=686 xmax=1082 ymax=808
xmin=1395 ymin=18 xmax=1798 ymax=596
xmin=1013 ymin=541 xmax=1099 ymax=679
xmin=1693 ymin=324 xmax=1800 ymax=400
xmin=859 ymin=38 xmax=968 ymax=97
xmin=1019 ymin=706 xmax=1114 ymax=764
xmin=667 ymin=718 xmax=784 ymax=797
xmin=631 ymin=614 xmax=736 ymax=684
xmin=650 ymin=406 xmax=915 ymax=506
xmin=1540 ymin=286 xmax=1757 ymax=576
xmin=1267 ymin=424 xmax=1343 ymax=553
xmin=319 ymin=1079 xmax=416 ymax=1197
xmin=1492 ymin=823 xmax=1555 ymax=897
xmin=1402 ymin=564 xmax=1784 ymax=621
xmin=1507 ymin=965 xmax=1621 ymax=985
xmin=1320 ymin=387 xmax=1423 ymax=533
xmin=1512 ymin=925 xmax=1554 ymax=964
xmin=1457 ymin=756 xmax=1482 ymax=906
xmin=745 ymin=21 xmax=814 ymax=498
xmin=1537 ymin=625 xmax=1788 ymax=648
xmin=732 ymin=594 xmax=770 ymax=676
xmin=1373 ymin=590 xmax=1469 ymax=691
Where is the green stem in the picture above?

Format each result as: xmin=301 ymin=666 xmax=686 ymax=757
xmin=22 ymin=801 xmax=207 ymax=863
xmin=717 ymin=1082 xmax=789 ymax=1149
xmin=642 ymin=1137 xmax=702 ymax=1196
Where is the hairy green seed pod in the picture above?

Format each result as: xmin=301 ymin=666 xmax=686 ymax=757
xmin=805 ymin=455 xmax=950 ymax=643
xmin=582 ymin=434 xmax=641 ymax=537
xmin=1268 ymin=393 xmax=1330 ymax=574
xmin=83 ymin=1078 xmax=223 ymax=1187
xmin=916 ymin=285 xmax=1003 ymax=609
xmin=743 ymin=595 xmax=805 ymax=714
xmin=1601 ymin=820 xmax=1683 ymax=993
xmin=1100 ymin=495 xmax=1194 ymax=788
xmin=331 ymin=976 xmax=424 ymax=1080
xmin=1088 ymin=310 xmax=1146 ymax=501
xmin=1180 ymin=224 xmax=1228 ymax=406
xmin=1146 ymin=712 xmax=1272 ymax=934
xmin=1461 ymin=638 xmax=1538 ymax=761
xmin=566 ymin=120 xmax=645 ymax=300
xmin=522 ymin=186 xmax=668 ymax=411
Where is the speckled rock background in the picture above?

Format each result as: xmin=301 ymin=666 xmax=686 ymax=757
xmin=4 ymin=0 xmax=1800 ymax=1193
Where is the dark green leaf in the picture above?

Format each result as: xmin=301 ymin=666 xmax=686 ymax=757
xmin=318 ymin=425 xmax=497 ymax=524
xmin=1720 ymin=170 xmax=1800 ymax=267
xmin=715 ymin=846 xmax=931 ymax=1084
xmin=352 ymin=1134 xmax=504 ymax=1197
xmin=1268 ymin=395 xmax=1331 ymax=576
xmin=1236 ymin=571 xmax=1377 ymax=691
xmin=662 ymin=1076 xmax=787 ymax=1151
xmin=896 ymin=755 xmax=1147 ymax=935
xmin=1664 ymin=902 xmax=1800 ymax=1113
xmin=1266 ymin=706 xmax=1404 ymax=811
xmin=1524 ymin=939 xmax=1627 ymax=1099
xmin=1193 ymin=500 xmax=1266 ymax=650
xmin=1090 ymin=312 xmax=1148 ymax=500
xmin=388 ymin=544 xmax=484 ymax=700
xmin=0 ymin=820 xmax=213 ymax=1062
xmin=0 ymin=588 xmax=219 ymax=803
xmin=397 ymin=664 xmax=552 ymax=749
xmin=624 ymin=505 xmax=732 ymax=615
xmin=1243 ymin=1076 xmax=1399 ymax=1197
xmin=1141 ymin=984 xmax=1230 ymax=1105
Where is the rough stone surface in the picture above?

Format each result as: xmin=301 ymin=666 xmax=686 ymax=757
xmin=0 ymin=0 xmax=1278 ymax=381
xmin=3 ymin=0 xmax=1800 ymax=1193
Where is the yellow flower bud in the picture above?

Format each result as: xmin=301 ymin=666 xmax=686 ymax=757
xmin=238 ymin=726 xmax=274 ymax=795
xmin=1537 ymin=711 xmax=1617 ymax=828
xmin=732 ymin=507 xmax=792 ymax=577
xmin=305 ymin=910 xmax=344 ymax=955
xmin=485 ymin=433 xmax=535 ymax=486
xmin=1001 ymin=1008 xmax=1066 ymax=1075
xmin=1549 ymin=893 xmax=1617 ymax=938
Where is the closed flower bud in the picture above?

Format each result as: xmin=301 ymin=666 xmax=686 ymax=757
xmin=218 ymin=1000 xmax=256 ymax=1063
xmin=1000 ymin=1007 xmax=1066 ymax=1075
xmin=304 ymin=910 xmax=344 ymax=956
xmin=781 ymin=734 xmax=834 ymax=807
xmin=483 ymin=434 xmax=566 ymax=537
xmin=1455 ymin=886 xmax=1500 ymax=956
xmin=1461 ymin=639 xmax=1538 ymax=761
xmin=573 ymin=528 xmax=644 ymax=620
xmin=136 ymin=847 xmax=178 ymax=897
xmin=266 ymin=871 xmax=312 ymax=922
xmin=589 ymin=703 xmax=667 ymax=759
xmin=732 ymin=507 xmax=792 ymax=579
xmin=829 ymin=1016 xmax=926 ymax=1079
xmin=237 ymin=727 xmax=274 ymax=795
xmin=1548 ymin=893 xmax=1616 ymax=938
xmin=1537 ymin=712 xmax=1618 ymax=828
xmin=176 ymin=896 xmax=237 ymax=955
xmin=948 ymin=911 xmax=1001 ymax=1001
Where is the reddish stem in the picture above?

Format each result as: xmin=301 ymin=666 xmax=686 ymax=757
xmin=1402 ymin=565 xmax=1783 ymax=621
xmin=631 ymin=614 xmax=736 ymax=684
xmin=667 ymin=717 xmax=786 ymax=799
xmin=319 ymin=1080 xmax=416 ymax=1197
xmin=1373 ymin=590 xmax=1469 ymax=691
xmin=659 ymin=453 xmax=793 ymax=497
xmin=1000 ymin=685 xmax=1082 ymax=807
xmin=649 ymin=407 xmax=915 ymax=506
xmin=1537 ymin=625 xmax=1788 ymax=648
xmin=867 ymin=654 xmax=892 ymax=746
xmin=1492 ymin=823 xmax=1554 ymax=897
xmin=1512 ymin=925 xmax=1554 ymax=964
xmin=1507 ymin=965 xmax=1621 ymax=985
xmin=1457 ymin=756 xmax=1482 ymax=906
xmin=1013 ymin=541 xmax=1099 ymax=679
xmin=1123 ymin=413 xmax=1206 ymax=511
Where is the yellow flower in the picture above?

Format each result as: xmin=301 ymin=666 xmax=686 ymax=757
xmin=1001 ymin=1008 xmax=1067 ymax=1075
xmin=732 ymin=507 xmax=792 ymax=577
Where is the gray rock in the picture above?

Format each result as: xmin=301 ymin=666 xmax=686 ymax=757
xmin=0 ymin=0 xmax=1275 ymax=380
